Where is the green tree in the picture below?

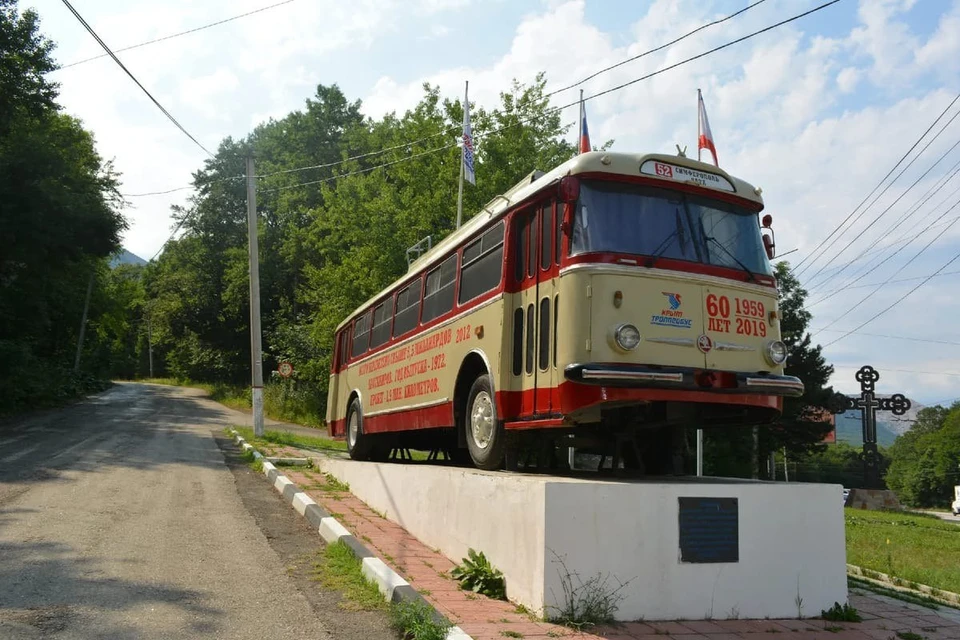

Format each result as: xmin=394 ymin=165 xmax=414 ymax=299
xmin=886 ymin=402 xmax=960 ymax=506
xmin=0 ymin=0 xmax=126 ymax=413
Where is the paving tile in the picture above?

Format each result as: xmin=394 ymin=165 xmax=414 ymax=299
xmin=679 ymin=620 xmax=728 ymax=634
xmin=646 ymin=621 xmax=695 ymax=635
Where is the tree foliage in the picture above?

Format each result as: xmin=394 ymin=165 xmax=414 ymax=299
xmin=885 ymin=402 xmax=960 ymax=507
xmin=142 ymin=75 xmax=574 ymax=417
xmin=0 ymin=0 xmax=127 ymax=413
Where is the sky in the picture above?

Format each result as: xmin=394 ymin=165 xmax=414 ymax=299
xmin=25 ymin=0 xmax=960 ymax=405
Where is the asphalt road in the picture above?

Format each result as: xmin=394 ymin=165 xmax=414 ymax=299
xmin=0 ymin=382 xmax=394 ymax=639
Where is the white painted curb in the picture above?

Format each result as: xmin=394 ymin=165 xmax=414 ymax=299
xmin=228 ymin=429 xmax=471 ymax=640
xmin=362 ymin=556 xmax=410 ymax=600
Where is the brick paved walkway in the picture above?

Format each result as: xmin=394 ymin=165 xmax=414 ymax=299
xmin=280 ymin=464 xmax=960 ymax=640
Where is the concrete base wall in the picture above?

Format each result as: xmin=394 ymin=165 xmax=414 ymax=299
xmin=317 ymin=459 xmax=847 ymax=621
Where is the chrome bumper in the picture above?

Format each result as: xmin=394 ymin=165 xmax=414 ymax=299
xmin=564 ymin=363 xmax=804 ymax=397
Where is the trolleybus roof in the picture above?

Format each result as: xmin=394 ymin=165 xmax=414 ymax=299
xmin=336 ymin=151 xmax=764 ymax=331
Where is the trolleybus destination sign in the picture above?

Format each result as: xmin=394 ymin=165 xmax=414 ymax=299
xmin=640 ymin=160 xmax=736 ymax=192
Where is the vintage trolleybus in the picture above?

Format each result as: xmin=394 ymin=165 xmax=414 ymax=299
xmin=326 ymin=151 xmax=804 ymax=472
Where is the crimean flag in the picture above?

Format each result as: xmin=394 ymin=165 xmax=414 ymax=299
xmin=698 ymin=89 xmax=718 ymax=166
xmin=462 ymin=86 xmax=476 ymax=185
xmin=579 ymin=99 xmax=591 ymax=154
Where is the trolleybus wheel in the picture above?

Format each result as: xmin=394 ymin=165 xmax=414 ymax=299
xmin=346 ymin=397 xmax=373 ymax=460
xmin=465 ymin=374 xmax=505 ymax=470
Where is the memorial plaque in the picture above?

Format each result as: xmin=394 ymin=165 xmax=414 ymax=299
xmin=678 ymin=497 xmax=739 ymax=563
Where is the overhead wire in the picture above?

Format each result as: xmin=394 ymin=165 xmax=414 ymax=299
xmin=793 ymin=92 xmax=960 ymax=275
xmin=798 ymin=102 xmax=960 ymax=285
xmin=61 ymin=0 xmax=214 ymax=157
xmin=813 ymin=196 xmax=960 ymax=333
xmin=58 ymin=0 xmax=299 ymax=69
xmin=122 ymin=0 xmax=818 ymax=196
xmin=807 ymin=173 xmax=960 ymax=307
xmin=820 ymin=245 xmax=960 ymax=348
xmin=237 ymin=0 xmax=844 ymax=198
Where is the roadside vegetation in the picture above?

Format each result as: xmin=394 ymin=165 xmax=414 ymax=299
xmin=233 ymin=426 xmax=347 ymax=455
xmin=845 ymin=508 xmax=960 ymax=595
xmin=0 ymin=1 xmax=126 ymax=416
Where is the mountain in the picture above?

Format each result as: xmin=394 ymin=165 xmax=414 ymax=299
xmin=834 ymin=396 xmax=924 ymax=447
xmin=110 ymin=248 xmax=147 ymax=267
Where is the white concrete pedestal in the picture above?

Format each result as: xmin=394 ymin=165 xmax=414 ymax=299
xmin=316 ymin=459 xmax=847 ymax=621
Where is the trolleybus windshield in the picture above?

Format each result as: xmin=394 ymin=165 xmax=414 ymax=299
xmin=571 ymin=180 xmax=773 ymax=276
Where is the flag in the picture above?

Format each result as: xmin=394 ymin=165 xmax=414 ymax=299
xmin=698 ymin=89 xmax=718 ymax=166
xmin=579 ymin=98 xmax=591 ymax=154
xmin=462 ymin=85 xmax=476 ymax=186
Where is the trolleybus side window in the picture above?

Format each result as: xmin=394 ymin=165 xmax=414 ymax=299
xmin=527 ymin=214 xmax=537 ymax=278
xmin=459 ymin=221 xmax=505 ymax=304
xmin=514 ymin=215 xmax=527 ymax=283
xmin=525 ymin=302 xmax=535 ymax=374
xmin=541 ymin=203 xmax=553 ymax=270
xmin=538 ymin=297 xmax=550 ymax=371
xmin=555 ymin=203 xmax=563 ymax=265
xmin=394 ymin=277 xmax=422 ymax=338
xmin=512 ymin=307 xmax=523 ymax=376
xmin=370 ymin=297 xmax=394 ymax=348
xmin=351 ymin=312 xmax=371 ymax=358
xmin=422 ymin=254 xmax=457 ymax=323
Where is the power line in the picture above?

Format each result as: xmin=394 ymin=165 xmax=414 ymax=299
xmin=61 ymin=0 xmax=214 ymax=157
xmin=812 ymin=328 xmax=960 ymax=347
xmin=793 ymin=92 xmax=960 ymax=275
xmin=800 ymin=105 xmax=960 ymax=285
xmin=543 ymin=0 xmax=768 ymax=99
xmin=807 ymin=179 xmax=960 ymax=308
xmin=812 ymin=267 xmax=960 ymax=298
xmin=123 ymin=0 xmax=835 ymax=197
xmin=813 ymin=197 xmax=960 ymax=333
xmin=821 ymin=246 xmax=960 ymax=348
xmin=241 ymin=0 xmax=844 ymax=197
xmin=833 ymin=365 xmax=960 ymax=379
xmin=58 ymin=0 xmax=299 ymax=70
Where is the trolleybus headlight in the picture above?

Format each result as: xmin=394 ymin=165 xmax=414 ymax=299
xmin=614 ymin=324 xmax=642 ymax=351
xmin=765 ymin=340 xmax=788 ymax=366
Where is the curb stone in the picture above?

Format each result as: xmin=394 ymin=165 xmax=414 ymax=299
xmin=847 ymin=563 xmax=960 ymax=609
xmin=229 ymin=429 xmax=468 ymax=638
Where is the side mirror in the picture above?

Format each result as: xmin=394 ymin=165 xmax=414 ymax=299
xmin=559 ymin=176 xmax=580 ymax=203
xmin=761 ymin=215 xmax=775 ymax=260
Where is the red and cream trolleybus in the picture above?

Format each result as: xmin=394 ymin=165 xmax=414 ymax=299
xmin=326 ymin=151 xmax=803 ymax=472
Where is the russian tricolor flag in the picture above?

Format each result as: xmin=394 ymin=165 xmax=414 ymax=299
xmin=579 ymin=99 xmax=591 ymax=154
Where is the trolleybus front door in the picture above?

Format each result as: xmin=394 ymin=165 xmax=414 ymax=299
xmin=516 ymin=202 xmax=558 ymax=418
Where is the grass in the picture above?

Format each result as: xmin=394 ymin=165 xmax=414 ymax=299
xmin=390 ymin=599 xmax=451 ymax=640
xmin=312 ymin=541 xmax=387 ymax=612
xmin=845 ymin=508 xmax=960 ymax=595
xmin=234 ymin=426 xmax=347 ymax=455
xmin=848 ymin=577 xmax=942 ymax=610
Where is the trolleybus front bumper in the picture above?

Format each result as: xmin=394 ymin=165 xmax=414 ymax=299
xmin=564 ymin=363 xmax=804 ymax=398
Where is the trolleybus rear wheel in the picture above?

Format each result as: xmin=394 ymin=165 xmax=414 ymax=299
xmin=465 ymin=374 xmax=505 ymax=470
xmin=346 ymin=397 xmax=374 ymax=460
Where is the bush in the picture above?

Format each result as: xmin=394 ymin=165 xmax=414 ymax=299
xmin=390 ymin=600 xmax=450 ymax=640
xmin=451 ymin=549 xmax=507 ymax=600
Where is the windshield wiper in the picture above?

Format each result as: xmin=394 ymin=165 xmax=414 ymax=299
xmin=645 ymin=209 xmax=686 ymax=268
xmin=704 ymin=235 xmax=756 ymax=282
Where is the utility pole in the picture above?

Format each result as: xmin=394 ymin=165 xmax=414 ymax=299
xmin=147 ymin=309 xmax=154 ymax=378
xmin=246 ymin=154 xmax=265 ymax=437
xmin=74 ymin=271 xmax=95 ymax=372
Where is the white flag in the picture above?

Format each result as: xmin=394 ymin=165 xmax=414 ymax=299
xmin=462 ymin=86 xmax=476 ymax=186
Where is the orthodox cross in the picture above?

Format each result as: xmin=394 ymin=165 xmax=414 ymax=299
xmin=831 ymin=365 xmax=911 ymax=488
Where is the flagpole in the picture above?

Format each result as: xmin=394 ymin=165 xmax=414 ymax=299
xmin=456 ymin=81 xmax=468 ymax=230
xmin=578 ymin=89 xmax=583 ymax=156
xmin=697 ymin=88 xmax=702 ymax=163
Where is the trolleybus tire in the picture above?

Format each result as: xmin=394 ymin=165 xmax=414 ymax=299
xmin=464 ymin=374 xmax=505 ymax=470
xmin=346 ymin=397 xmax=374 ymax=461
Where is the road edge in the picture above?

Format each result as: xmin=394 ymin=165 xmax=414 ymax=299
xmin=229 ymin=429 xmax=472 ymax=640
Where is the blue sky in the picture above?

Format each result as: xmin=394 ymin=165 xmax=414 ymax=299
xmin=25 ymin=0 xmax=960 ymax=404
